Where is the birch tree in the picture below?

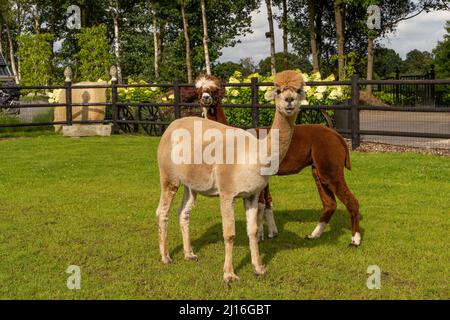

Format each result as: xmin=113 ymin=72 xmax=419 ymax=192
xmin=334 ymin=0 xmax=345 ymax=80
xmin=265 ymin=0 xmax=276 ymax=75
xmin=109 ymin=0 xmax=122 ymax=83
xmin=180 ymin=0 xmax=193 ymax=82
xmin=200 ymin=0 xmax=211 ymax=75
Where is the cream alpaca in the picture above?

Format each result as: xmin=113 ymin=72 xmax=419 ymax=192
xmin=155 ymin=70 xmax=305 ymax=282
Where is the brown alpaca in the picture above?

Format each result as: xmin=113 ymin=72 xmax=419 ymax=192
xmin=197 ymin=75 xmax=361 ymax=246
xmin=195 ymin=75 xmax=228 ymax=124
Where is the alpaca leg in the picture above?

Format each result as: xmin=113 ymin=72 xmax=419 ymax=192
xmin=307 ymin=168 xmax=337 ymax=239
xmin=244 ymin=196 xmax=267 ymax=276
xmin=331 ymin=178 xmax=361 ymax=246
xmin=178 ymin=186 xmax=197 ymax=261
xmin=220 ymin=196 xmax=238 ymax=282
xmin=257 ymin=202 xmax=265 ymax=241
xmin=265 ymin=206 xmax=278 ymax=238
xmin=264 ymin=184 xmax=278 ymax=238
xmin=156 ymin=179 xmax=179 ymax=264
xmin=257 ymin=190 xmax=266 ymax=241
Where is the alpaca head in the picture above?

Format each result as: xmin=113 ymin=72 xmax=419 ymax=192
xmin=266 ymin=70 xmax=305 ymax=117
xmin=195 ymin=75 xmax=224 ymax=118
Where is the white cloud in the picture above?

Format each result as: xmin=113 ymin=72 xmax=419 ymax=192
xmin=219 ymin=7 xmax=450 ymax=63
xmin=219 ymin=6 xmax=292 ymax=64
xmin=380 ymin=10 xmax=450 ymax=58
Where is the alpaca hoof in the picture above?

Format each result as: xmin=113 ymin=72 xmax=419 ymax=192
xmin=223 ymin=272 xmax=239 ymax=283
xmin=185 ymin=253 xmax=198 ymax=261
xmin=257 ymin=232 xmax=264 ymax=242
xmin=161 ymin=255 xmax=173 ymax=264
xmin=350 ymin=232 xmax=361 ymax=247
xmin=254 ymin=265 xmax=267 ymax=276
xmin=306 ymin=234 xmax=319 ymax=240
xmin=268 ymin=231 xmax=278 ymax=239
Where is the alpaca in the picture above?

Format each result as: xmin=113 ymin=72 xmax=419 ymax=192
xmin=199 ymin=76 xmax=361 ymax=246
xmin=156 ymin=71 xmax=305 ymax=282
xmin=195 ymin=75 xmax=228 ymax=124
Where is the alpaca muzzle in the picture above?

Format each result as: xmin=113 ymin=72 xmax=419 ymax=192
xmin=201 ymin=93 xmax=214 ymax=106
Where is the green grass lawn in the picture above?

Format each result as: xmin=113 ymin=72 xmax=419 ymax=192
xmin=0 ymin=135 xmax=449 ymax=299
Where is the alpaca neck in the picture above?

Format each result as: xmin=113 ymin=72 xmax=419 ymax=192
xmin=267 ymin=109 xmax=296 ymax=162
xmin=205 ymin=104 xmax=228 ymax=125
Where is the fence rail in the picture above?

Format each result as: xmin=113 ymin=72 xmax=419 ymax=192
xmin=1 ymin=66 xmax=449 ymax=150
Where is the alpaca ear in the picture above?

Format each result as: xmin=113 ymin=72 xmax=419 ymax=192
xmin=297 ymin=88 xmax=306 ymax=101
xmin=265 ymin=89 xmax=278 ymax=101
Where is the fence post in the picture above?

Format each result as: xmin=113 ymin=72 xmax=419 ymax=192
xmin=430 ymin=64 xmax=436 ymax=105
xmin=251 ymin=77 xmax=259 ymax=128
xmin=395 ymin=67 xmax=400 ymax=104
xmin=350 ymin=74 xmax=360 ymax=150
xmin=174 ymin=80 xmax=181 ymax=119
xmin=64 ymin=66 xmax=72 ymax=126
xmin=110 ymin=66 xmax=119 ymax=133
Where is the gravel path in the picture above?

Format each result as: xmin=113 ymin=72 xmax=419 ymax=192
xmin=344 ymin=139 xmax=450 ymax=157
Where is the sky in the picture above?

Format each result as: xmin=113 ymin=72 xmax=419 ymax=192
xmin=219 ymin=6 xmax=450 ymax=64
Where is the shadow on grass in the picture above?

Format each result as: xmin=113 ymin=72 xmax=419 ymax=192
xmin=171 ymin=208 xmax=362 ymax=272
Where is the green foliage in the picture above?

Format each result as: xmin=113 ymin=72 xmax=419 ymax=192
xmin=17 ymin=33 xmax=54 ymax=87
xmin=117 ymin=78 xmax=169 ymax=103
xmin=372 ymin=91 xmax=396 ymax=105
xmin=374 ymin=48 xmax=403 ymax=79
xmin=76 ymin=24 xmax=112 ymax=82
xmin=222 ymin=70 xmax=347 ymax=127
xmin=433 ymin=21 xmax=450 ymax=80
xmin=116 ymin=0 xmax=260 ymax=83
xmin=330 ymin=51 xmax=365 ymax=82
xmin=222 ymin=71 xmax=274 ymax=127
xmin=258 ymin=52 xmax=312 ymax=76
xmin=433 ymin=21 xmax=450 ymax=105
xmin=0 ymin=110 xmax=54 ymax=135
xmin=213 ymin=60 xmax=256 ymax=82
xmin=402 ymin=49 xmax=434 ymax=76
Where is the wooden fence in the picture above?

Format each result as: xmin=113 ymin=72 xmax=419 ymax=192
xmin=1 ymin=66 xmax=449 ymax=150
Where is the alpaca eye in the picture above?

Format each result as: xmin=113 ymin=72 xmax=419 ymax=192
xmin=276 ymin=89 xmax=281 ymax=95
xmin=296 ymin=89 xmax=303 ymax=94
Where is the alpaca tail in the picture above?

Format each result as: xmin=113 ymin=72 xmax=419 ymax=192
xmin=344 ymin=145 xmax=351 ymax=170
xmin=336 ymin=132 xmax=352 ymax=170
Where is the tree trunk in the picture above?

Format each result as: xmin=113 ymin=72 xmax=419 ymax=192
xmin=152 ymin=13 xmax=161 ymax=80
xmin=32 ymin=5 xmax=41 ymax=34
xmin=366 ymin=35 xmax=374 ymax=94
xmin=5 ymin=25 xmax=19 ymax=84
xmin=334 ymin=1 xmax=345 ymax=80
xmin=112 ymin=1 xmax=122 ymax=83
xmin=308 ymin=0 xmax=320 ymax=72
xmin=181 ymin=4 xmax=193 ymax=83
xmin=17 ymin=56 xmax=21 ymax=83
xmin=49 ymin=1 xmax=57 ymax=79
xmin=265 ymin=0 xmax=276 ymax=75
xmin=316 ymin=0 xmax=323 ymax=59
xmin=282 ymin=0 xmax=288 ymax=70
xmin=33 ymin=16 xmax=41 ymax=34
xmin=0 ymin=25 xmax=3 ymax=57
xmin=200 ymin=0 xmax=211 ymax=75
